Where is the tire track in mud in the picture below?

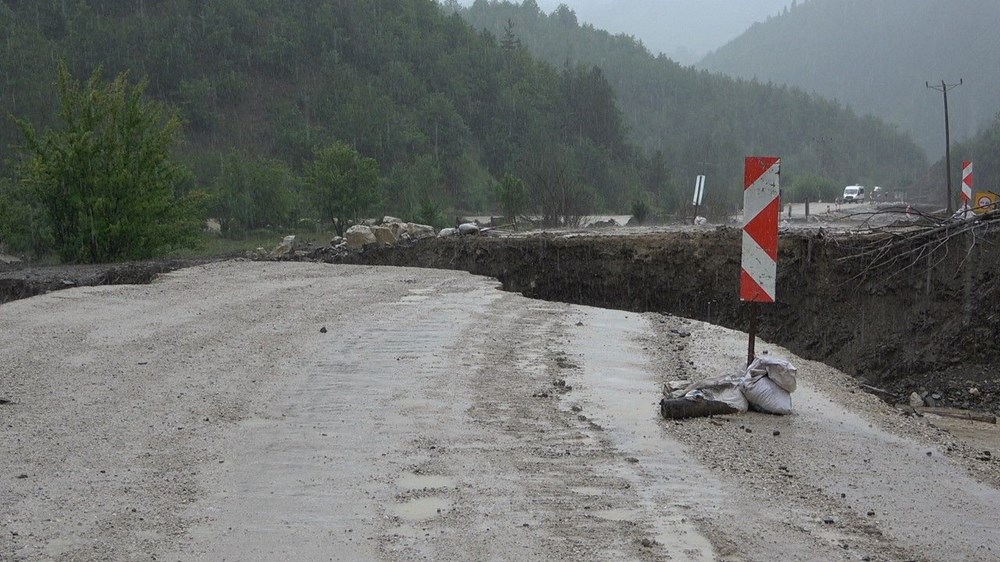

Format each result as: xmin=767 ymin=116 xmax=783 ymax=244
xmin=378 ymin=291 xmax=665 ymax=561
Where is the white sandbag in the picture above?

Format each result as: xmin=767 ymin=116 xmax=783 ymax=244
xmin=740 ymin=374 xmax=793 ymax=415
xmin=681 ymin=376 xmax=749 ymax=413
xmin=746 ymin=356 xmax=798 ymax=393
xmin=684 ymin=384 xmax=749 ymax=413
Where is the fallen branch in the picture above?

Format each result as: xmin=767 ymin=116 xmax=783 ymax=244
xmin=837 ymin=208 xmax=1000 ymax=282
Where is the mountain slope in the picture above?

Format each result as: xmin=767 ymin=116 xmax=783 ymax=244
xmin=457 ymin=1 xmax=927 ymax=205
xmin=0 ymin=0 xmax=645 ymax=221
xmin=699 ymin=0 xmax=1000 ymax=159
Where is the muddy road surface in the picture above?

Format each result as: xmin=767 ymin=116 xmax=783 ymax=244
xmin=2 ymin=261 xmax=999 ymax=561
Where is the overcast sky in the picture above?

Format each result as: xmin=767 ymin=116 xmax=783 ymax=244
xmin=458 ymin=0 xmax=795 ymax=64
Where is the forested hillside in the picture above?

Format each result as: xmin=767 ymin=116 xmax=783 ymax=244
xmin=0 ymin=0 xmax=654 ymax=251
xmin=912 ymin=113 xmax=1000 ymax=207
xmin=456 ymin=1 xmax=927 ymax=205
xmin=699 ymin=0 xmax=1000 ymax=160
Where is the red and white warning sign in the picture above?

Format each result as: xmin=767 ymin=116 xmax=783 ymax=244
xmin=962 ymin=160 xmax=973 ymax=211
xmin=741 ymin=157 xmax=780 ymax=303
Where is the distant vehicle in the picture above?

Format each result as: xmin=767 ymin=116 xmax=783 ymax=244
xmin=842 ymin=185 xmax=865 ymax=203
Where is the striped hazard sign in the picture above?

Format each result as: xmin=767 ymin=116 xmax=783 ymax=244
xmin=741 ymin=157 xmax=780 ymax=303
xmin=962 ymin=160 xmax=973 ymax=211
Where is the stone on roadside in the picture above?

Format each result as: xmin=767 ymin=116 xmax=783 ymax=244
xmin=382 ymin=216 xmax=403 ymax=225
xmin=407 ymin=223 xmax=435 ymax=239
xmin=270 ymin=235 xmax=297 ymax=257
xmin=330 ymin=236 xmax=344 ymax=246
xmin=370 ymin=225 xmax=397 ymax=245
xmin=458 ymin=223 xmax=480 ymax=235
xmin=345 ymin=225 xmax=377 ymax=249
xmin=438 ymin=227 xmax=458 ymax=237
xmin=384 ymin=221 xmax=406 ymax=239
xmin=909 ymin=392 xmax=925 ymax=408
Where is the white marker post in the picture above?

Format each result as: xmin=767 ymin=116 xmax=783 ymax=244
xmin=692 ymin=174 xmax=705 ymax=224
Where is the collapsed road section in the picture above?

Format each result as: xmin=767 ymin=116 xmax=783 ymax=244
xmin=317 ymin=226 xmax=1000 ymax=415
xmin=2 ymin=225 xmax=998 ymax=413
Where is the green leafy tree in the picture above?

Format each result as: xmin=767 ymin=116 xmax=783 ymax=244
xmin=0 ymin=176 xmax=52 ymax=256
xmin=211 ymin=153 xmax=301 ymax=234
xmin=789 ymin=173 xmax=839 ymax=202
xmin=494 ymin=173 xmax=527 ymax=229
xmin=305 ymin=142 xmax=380 ymax=236
xmin=15 ymin=63 xmax=200 ymax=263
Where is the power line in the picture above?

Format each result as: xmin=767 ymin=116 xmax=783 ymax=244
xmin=926 ymin=79 xmax=962 ymax=215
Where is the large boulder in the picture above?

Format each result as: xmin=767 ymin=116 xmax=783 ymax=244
xmin=345 ymin=225 xmax=377 ymax=249
xmin=383 ymin=221 xmax=406 ymax=240
xmin=270 ymin=235 xmax=297 ymax=257
xmin=370 ymin=225 xmax=397 ymax=245
xmin=458 ymin=223 xmax=480 ymax=235
xmin=406 ymin=223 xmax=436 ymax=239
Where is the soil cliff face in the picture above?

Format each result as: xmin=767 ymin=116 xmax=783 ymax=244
xmin=3 ymin=228 xmax=996 ymax=411
xmin=329 ymin=228 xmax=1000 ymax=411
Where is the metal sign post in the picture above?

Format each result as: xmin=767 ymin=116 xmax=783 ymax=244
xmin=741 ymin=157 xmax=780 ymax=366
xmin=692 ymin=174 xmax=705 ymax=224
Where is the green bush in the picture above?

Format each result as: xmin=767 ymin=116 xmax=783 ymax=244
xmin=305 ymin=142 xmax=381 ymax=237
xmin=0 ymin=177 xmax=52 ymax=256
xmin=630 ymin=198 xmax=650 ymax=225
xmin=15 ymin=63 xmax=201 ymax=263
xmin=495 ymin=173 xmax=527 ymax=230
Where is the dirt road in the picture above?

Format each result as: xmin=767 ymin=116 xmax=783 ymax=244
xmin=2 ymin=261 xmax=998 ymax=561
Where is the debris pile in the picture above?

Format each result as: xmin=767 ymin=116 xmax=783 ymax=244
xmin=661 ymin=356 xmax=798 ymax=419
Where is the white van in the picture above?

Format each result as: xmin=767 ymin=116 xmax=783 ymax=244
xmin=843 ymin=185 xmax=865 ymax=203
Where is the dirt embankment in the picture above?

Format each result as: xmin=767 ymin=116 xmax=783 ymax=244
xmin=4 ymin=228 xmax=998 ymax=413
xmin=0 ymin=259 xmax=217 ymax=303
xmin=315 ymin=228 xmax=1000 ymax=413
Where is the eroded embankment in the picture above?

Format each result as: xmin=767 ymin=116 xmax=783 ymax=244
xmin=0 ymin=259 xmax=216 ymax=304
xmin=3 ymin=229 xmax=996 ymax=412
xmin=324 ymin=228 xmax=1000 ymax=412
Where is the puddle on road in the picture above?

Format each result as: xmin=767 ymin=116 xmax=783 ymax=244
xmin=566 ymin=308 xmax=721 ymax=562
xmin=592 ymin=508 xmax=636 ymax=522
xmin=389 ymin=496 xmax=452 ymax=522
xmin=396 ymin=474 xmax=457 ymax=490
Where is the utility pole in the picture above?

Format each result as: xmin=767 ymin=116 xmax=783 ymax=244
xmin=926 ymin=79 xmax=962 ymax=215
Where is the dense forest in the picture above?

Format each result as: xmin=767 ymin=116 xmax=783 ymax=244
xmin=0 ymin=0 xmax=654 ymax=259
xmin=699 ymin=0 xmax=1000 ymax=160
xmin=0 ymin=0 xmax=932 ymax=262
xmin=455 ymin=0 xmax=928 ymax=207
xmin=912 ymin=112 xmax=1000 ymax=207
